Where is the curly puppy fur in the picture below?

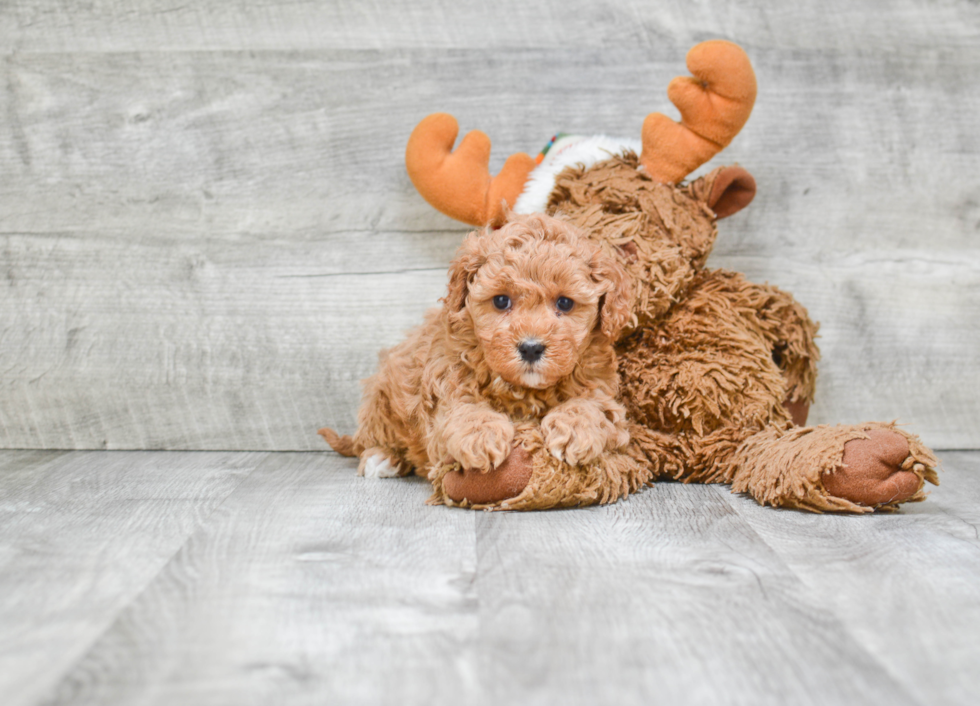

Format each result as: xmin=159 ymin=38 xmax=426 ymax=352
xmin=328 ymin=214 xmax=635 ymax=485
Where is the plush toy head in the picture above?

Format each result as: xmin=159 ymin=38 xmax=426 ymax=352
xmin=544 ymin=155 xmax=756 ymax=333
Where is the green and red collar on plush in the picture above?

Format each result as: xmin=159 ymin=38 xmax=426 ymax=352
xmin=535 ymin=133 xmax=570 ymax=164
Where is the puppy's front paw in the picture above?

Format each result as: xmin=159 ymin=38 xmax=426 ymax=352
xmin=446 ymin=414 xmax=515 ymax=473
xmin=542 ymin=406 xmax=610 ymax=466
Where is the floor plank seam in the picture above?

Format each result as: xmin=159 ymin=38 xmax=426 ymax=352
xmin=30 ymin=452 xmax=271 ymax=704
xmin=933 ymin=503 xmax=980 ymax=544
xmin=709 ymin=485 xmax=929 ymax=706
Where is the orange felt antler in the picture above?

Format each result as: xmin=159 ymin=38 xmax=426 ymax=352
xmin=405 ymin=113 xmax=536 ymax=227
xmin=641 ymin=40 xmax=757 ymax=184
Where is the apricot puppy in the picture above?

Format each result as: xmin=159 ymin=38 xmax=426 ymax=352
xmin=321 ymin=213 xmax=634 ymax=483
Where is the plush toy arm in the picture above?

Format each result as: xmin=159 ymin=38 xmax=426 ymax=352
xmin=729 ymin=423 xmax=939 ymax=513
xmin=755 ymin=287 xmax=821 ymax=412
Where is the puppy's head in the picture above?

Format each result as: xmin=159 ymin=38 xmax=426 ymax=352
xmin=445 ymin=214 xmax=633 ymax=389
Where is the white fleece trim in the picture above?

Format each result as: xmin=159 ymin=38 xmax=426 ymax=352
xmin=513 ymin=135 xmax=641 ymax=215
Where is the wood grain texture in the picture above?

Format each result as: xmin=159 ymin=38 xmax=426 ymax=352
xmin=3 ymin=46 xmax=979 ymax=243
xmin=36 ymin=452 xmax=481 ymax=706
xmin=1 ymin=2 xmax=979 ymax=450
xmin=716 ymin=450 xmax=980 ymax=706
xmin=471 ymin=484 xmax=916 ymax=706
xmin=1 ymin=0 xmax=977 ymax=52
xmin=2 ymin=238 xmax=974 ymax=449
xmin=0 ymin=229 xmax=455 ymax=450
xmin=5 ymin=450 xmax=927 ymax=706
xmin=0 ymin=450 xmax=264 ymax=706
xmin=4 ymin=449 xmax=979 ymax=705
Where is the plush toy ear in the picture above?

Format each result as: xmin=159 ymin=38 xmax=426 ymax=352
xmin=709 ymin=166 xmax=756 ymax=218
xmin=591 ymin=249 xmax=635 ymax=340
xmin=689 ymin=165 xmax=756 ymax=219
xmin=444 ymin=230 xmax=488 ymax=314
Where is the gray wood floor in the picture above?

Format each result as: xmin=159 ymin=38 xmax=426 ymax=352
xmin=1 ymin=448 xmax=978 ymax=706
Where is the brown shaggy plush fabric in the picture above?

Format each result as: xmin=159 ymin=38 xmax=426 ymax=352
xmin=383 ymin=42 xmax=938 ymax=513
xmin=529 ymin=154 xmax=937 ymax=512
xmin=544 ymin=155 xmax=820 ymax=477
xmin=548 ymin=153 xmax=717 ymax=330
xmin=728 ymin=422 xmax=939 ymax=513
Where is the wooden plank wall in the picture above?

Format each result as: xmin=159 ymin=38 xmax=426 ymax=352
xmin=1 ymin=1 xmax=978 ymax=451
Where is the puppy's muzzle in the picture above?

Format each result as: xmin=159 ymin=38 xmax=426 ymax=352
xmin=518 ymin=338 xmax=546 ymax=364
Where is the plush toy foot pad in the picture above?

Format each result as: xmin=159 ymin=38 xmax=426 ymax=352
xmin=823 ymin=429 xmax=921 ymax=507
xmin=442 ymin=446 xmax=534 ymax=506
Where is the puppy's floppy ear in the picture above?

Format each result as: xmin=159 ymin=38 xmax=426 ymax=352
xmin=444 ymin=229 xmax=488 ymax=314
xmin=591 ymin=248 xmax=635 ymax=340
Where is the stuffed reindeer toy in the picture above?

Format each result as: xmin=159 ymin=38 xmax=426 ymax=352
xmin=324 ymin=40 xmax=938 ymax=512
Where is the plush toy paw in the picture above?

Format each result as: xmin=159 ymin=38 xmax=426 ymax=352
xmin=822 ymin=429 xmax=924 ymax=508
xmin=444 ymin=414 xmax=515 ymax=473
xmin=442 ymin=445 xmax=534 ymax=505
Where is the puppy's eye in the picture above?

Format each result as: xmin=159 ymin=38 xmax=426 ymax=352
xmin=556 ymin=296 xmax=574 ymax=313
xmin=492 ymin=295 xmax=512 ymax=311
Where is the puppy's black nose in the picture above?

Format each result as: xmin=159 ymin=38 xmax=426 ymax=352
xmin=518 ymin=339 xmax=546 ymax=363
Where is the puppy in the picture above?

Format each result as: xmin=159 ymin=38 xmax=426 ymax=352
xmin=321 ymin=214 xmax=634 ymax=481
